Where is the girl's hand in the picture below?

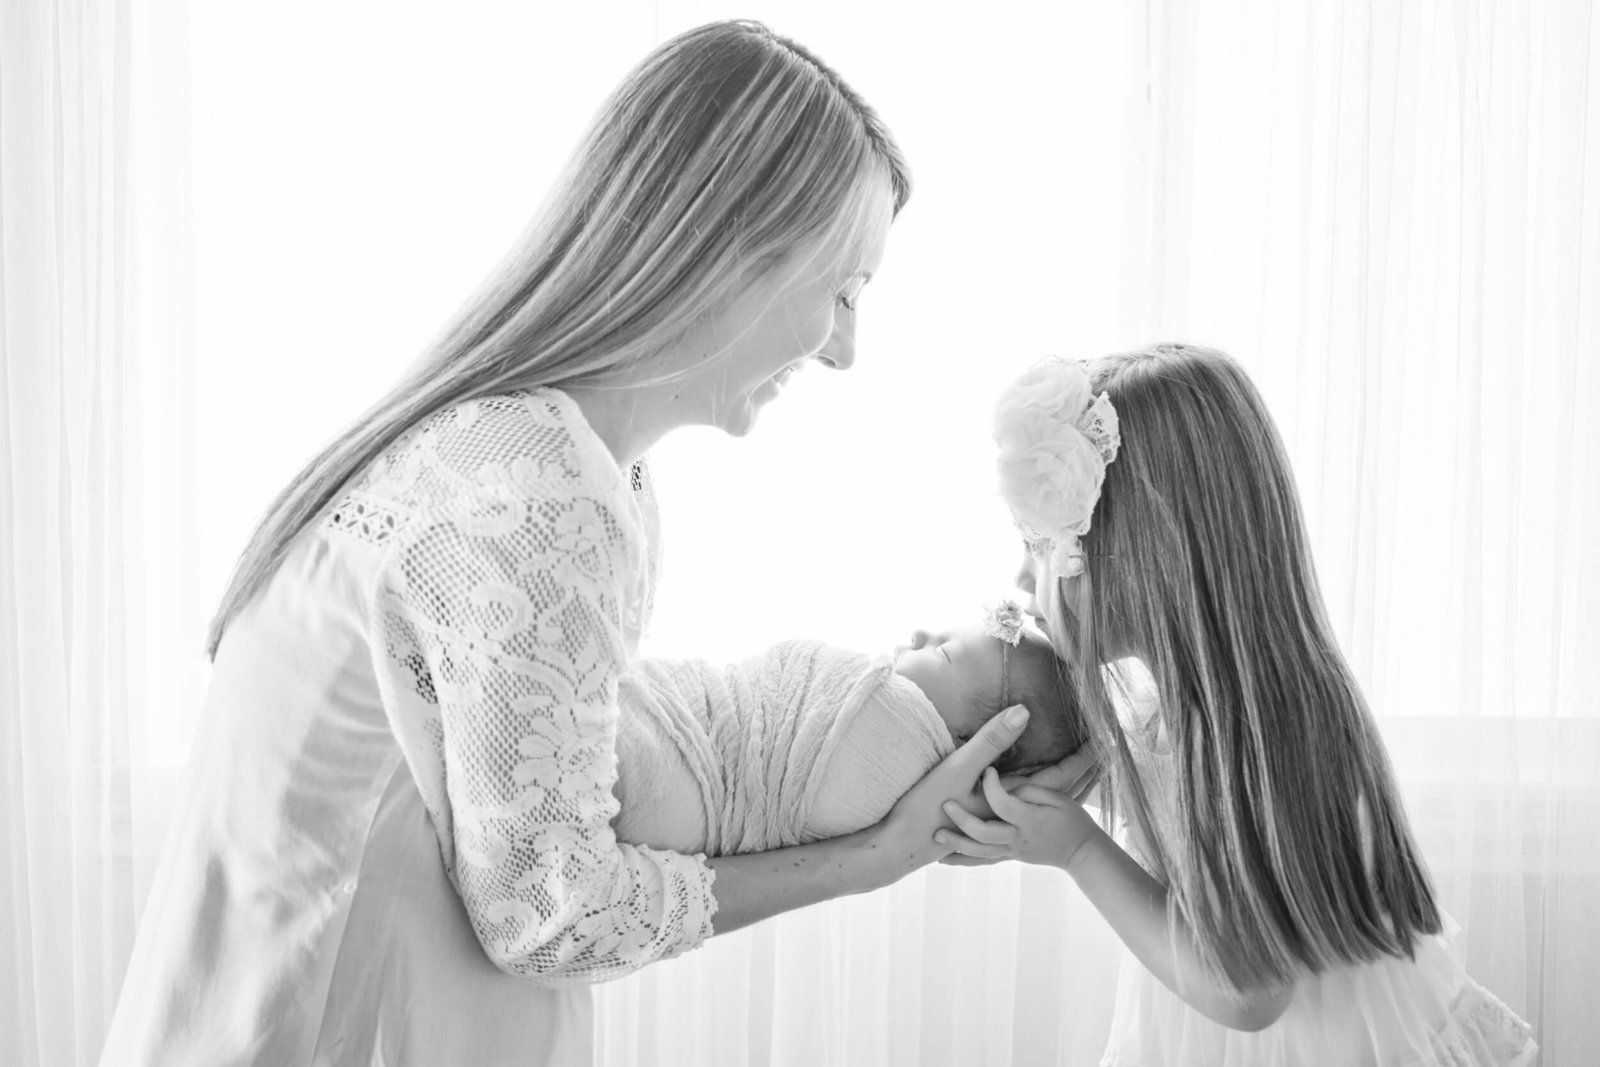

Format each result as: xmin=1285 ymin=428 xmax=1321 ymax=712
xmin=1010 ymin=743 xmax=1102 ymax=804
xmin=939 ymin=740 xmax=1102 ymax=865
xmin=935 ymin=766 xmax=1100 ymax=870
xmin=873 ymin=705 xmax=1033 ymax=881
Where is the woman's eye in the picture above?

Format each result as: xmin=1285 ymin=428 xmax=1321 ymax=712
xmin=837 ymin=293 xmax=858 ymax=312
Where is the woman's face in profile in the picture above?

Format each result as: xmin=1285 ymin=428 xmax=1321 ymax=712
xmin=687 ymin=201 xmax=892 ymax=437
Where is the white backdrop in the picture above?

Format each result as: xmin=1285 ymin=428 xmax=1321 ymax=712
xmin=3 ymin=1 xmax=1596 ymax=1064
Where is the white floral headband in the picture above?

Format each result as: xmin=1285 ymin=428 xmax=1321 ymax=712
xmin=993 ymin=358 xmax=1122 ymax=579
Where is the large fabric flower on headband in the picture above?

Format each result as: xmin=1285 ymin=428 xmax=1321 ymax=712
xmin=993 ymin=358 xmax=1121 ymax=578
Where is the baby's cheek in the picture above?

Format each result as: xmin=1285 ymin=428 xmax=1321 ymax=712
xmin=934 ymin=702 xmax=971 ymax=744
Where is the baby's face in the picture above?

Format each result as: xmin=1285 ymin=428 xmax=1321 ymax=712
xmin=892 ymin=623 xmax=1005 ymax=742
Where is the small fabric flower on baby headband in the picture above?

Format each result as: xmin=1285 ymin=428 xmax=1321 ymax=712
xmin=982 ymin=599 xmax=1026 ymax=647
xmin=983 ymin=599 xmax=1026 ymax=709
xmin=993 ymin=358 xmax=1122 ymax=579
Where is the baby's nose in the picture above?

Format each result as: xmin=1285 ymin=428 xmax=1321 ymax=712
xmin=908 ymin=629 xmax=933 ymax=650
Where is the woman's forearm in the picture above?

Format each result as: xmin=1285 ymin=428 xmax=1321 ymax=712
xmin=1062 ymin=826 xmax=1294 ymax=1031
xmin=705 ymin=824 xmax=911 ymax=934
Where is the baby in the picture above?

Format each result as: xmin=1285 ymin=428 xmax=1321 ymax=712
xmin=610 ymin=602 xmax=1086 ymax=857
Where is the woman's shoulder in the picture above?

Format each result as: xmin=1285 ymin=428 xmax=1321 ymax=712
xmin=319 ymin=388 xmax=648 ymax=568
xmin=358 ymin=388 xmax=632 ymax=513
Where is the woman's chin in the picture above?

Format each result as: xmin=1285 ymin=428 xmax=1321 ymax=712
xmin=710 ymin=396 xmax=759 ymax=437
xmin=713 ymin=386 xmax=779 ymax=437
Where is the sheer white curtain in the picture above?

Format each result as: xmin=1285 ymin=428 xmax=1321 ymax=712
xmin=5 ymin=1 xmax=1596 ymax=1064
xmin=1 ymin=2 xmax=201 ymax=1065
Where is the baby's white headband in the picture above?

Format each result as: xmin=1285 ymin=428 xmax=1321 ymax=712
xmin=992 ymin=358 xmax=1122 ymax=580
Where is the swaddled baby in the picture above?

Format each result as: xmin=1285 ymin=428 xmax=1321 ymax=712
xmin=610 ymin=603 xmax=1086 ymax=856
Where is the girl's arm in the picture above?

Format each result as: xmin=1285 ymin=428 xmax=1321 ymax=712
xmin=940 ymin=770 xmax=1294 ymax=1031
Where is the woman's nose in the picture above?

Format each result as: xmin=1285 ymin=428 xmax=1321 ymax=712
xmin=815 ymin=306 xmax=857 ymax=370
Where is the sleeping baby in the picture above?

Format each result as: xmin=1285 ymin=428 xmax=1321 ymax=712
xmin=609 ymin=602 xmax=1086 ymax=856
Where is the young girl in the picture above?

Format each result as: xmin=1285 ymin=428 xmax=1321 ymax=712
xmin=937 ymin=345 xmax=1538 ymax=1065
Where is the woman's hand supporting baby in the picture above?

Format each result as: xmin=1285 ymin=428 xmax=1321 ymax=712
xmin=877 ymin=704 xmax=1037 ymax=875
xmin=704 ymin=702 xmax=1036 ymax=936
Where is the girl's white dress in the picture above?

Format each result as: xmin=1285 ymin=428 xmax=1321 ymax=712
xmin=99 ymin=389 xmax=718 ymax=1066
xmin=1100 ymin=670 xmax=1539 ymax=1067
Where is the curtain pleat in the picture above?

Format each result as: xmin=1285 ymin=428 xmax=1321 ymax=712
xmin=1 ymin=2 xmax=194 ymax=1065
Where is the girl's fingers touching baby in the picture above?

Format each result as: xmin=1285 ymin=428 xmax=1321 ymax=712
xmin=1027 ymin=744 xmax=1099 ymax=796
xmin=938 ymin=852 xmax=1002 ymax=867
xmin=1066 ymin=764 xmax=1102 ymax=804
xmin=940 ymin=799 xmax=1017 ymax=847
xmin=934 ymin=829 xmax=1011 ymax=861
xmin=1009 ymin=783 xmax=1071 ymax=808
xmin=980 ymin=766 xmax=1029 ymax=824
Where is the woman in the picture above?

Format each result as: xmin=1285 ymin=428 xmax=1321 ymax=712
xmin=99 ymin=21 xmax=1065 ymax=1066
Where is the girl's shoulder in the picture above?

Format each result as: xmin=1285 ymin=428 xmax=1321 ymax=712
xmin=1102 ymin=658 xmax=1180 ymax=873
xmin=1103 ymin=658 xmax=1166 ymax=749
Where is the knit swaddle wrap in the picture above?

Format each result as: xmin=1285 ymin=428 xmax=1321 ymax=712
xmin=611 ymin=639 xmax=956 ymax=856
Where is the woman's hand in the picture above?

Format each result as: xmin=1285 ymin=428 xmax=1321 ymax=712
xmin=935 ymin=766 xmax=1101 ymax=870
xmin=871 ymin=704 xmax=1033 ymax=881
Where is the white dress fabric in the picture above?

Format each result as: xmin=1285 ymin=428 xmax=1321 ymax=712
xmin=99 ymin=389 xmax=718 ymax=1067
xmin=1099 ymin=667 xmax=1539 ymax=1067
xmin=611 ymin=640 xmax=956 ymax=855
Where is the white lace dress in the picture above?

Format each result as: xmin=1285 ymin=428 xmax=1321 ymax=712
xmin=1100 ymin=669 xmax=1539 ymax=1067
xmin=99 ymin=389 xmax=718 ymax=1066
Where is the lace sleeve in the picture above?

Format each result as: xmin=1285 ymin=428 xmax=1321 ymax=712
xmin=372 ymin=471 xmax=717 ymax=985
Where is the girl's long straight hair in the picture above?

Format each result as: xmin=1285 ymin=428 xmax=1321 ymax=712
xmin=1052 ymin=343 xmax=1441 ymax=993
xmin=205 ymin=20 xmax=910 ymax=657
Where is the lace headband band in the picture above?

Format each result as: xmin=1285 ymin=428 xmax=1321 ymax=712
xmin=984 ymin=600 xmax=1025 ymax=710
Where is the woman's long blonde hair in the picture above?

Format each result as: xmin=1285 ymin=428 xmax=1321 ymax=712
xmin=206 ymin=20 xmax=910 ymax=657
xmin=1051 ymin=342 xmax=1440 ymax=992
